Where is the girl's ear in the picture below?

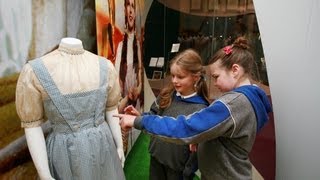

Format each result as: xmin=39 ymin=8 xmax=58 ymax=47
xmin=231 ymin=64 xmax=240 ymax=77
xmin=193 ymin=73 xmax=201 ymax=83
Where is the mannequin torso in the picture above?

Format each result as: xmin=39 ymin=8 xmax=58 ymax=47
xmin=16 ymin=38 xmax=125 ymax=179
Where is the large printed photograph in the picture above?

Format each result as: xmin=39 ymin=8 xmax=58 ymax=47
xmin=96 ymin=0 xmax=152 ymax=155
xmin=96 ymin=0 xmax=149 ymax=115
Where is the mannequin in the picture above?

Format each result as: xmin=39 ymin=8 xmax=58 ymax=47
xmin=25 ymin=127 xmax=52 ymax=179
xmin=16 ymin=37 xmax=125 ymax=179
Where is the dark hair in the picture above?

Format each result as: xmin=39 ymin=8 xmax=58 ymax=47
xmin=119 ymin=33 xmax=139 ymax=95
xmin=159 ymin=49 xmax=209 ymax=109
xmin=208 ymin=36 xmax=254 ymax=76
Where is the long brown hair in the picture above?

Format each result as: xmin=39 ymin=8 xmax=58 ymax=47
xmin=159 ymin=49 xmax=209 ymax=109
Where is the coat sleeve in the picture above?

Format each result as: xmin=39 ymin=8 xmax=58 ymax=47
xmin=134 ymin=100 xmax=235 ymax=144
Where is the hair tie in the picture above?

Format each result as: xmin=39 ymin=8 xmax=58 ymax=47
xmin=223 ymin=45 xmax=233 ymax=55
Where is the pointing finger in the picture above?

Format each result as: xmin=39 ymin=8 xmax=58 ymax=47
xmin=113 ymin=114 xmax=123 ymax=118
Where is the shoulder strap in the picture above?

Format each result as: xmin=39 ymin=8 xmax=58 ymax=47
xmin=99 ymin=57 xmax=109 ymax=87
xmin=29 ymin=59 xmax=77 ymax=131
xmin=93 ymin=57 xmax=109 ymax=123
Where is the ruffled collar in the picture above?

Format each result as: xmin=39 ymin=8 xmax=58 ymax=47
xmin=58 ymin=42 xmax=85 ymax=55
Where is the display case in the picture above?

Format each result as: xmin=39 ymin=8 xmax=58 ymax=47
xmin=144 ymin=0 xmax=269 ymax=100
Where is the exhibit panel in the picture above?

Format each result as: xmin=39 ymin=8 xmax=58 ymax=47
xmin=255 ymin=0 xmax=320 ymax=179
xmin=95 ymin=0 xmax=154 ymax=157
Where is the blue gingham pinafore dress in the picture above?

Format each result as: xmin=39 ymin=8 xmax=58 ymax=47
xmin=29 ymin=58 xmax=125 ymax=180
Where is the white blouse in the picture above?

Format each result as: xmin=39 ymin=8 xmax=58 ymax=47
xmin=16 ymin=43 xmax=121 ymax=128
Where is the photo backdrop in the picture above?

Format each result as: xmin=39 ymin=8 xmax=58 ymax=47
xmin=95 ymin=0 xmax=153 ymax=155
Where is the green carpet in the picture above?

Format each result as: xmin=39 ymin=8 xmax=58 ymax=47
xmin=123 ymin=133 xmax=200 ymax=180
xmin=124 ymin=133 xmax=151 ymax=180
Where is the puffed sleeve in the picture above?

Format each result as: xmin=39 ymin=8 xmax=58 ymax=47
xmin=15 ymin=63 xmax=45 ymax=128
xmin=105 ymin=60 xmax=121 ymax=111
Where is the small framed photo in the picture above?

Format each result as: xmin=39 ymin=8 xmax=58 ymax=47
xmin=171 ymin=43 xmax=180 ymax=53
xmin=156 ymin=57 xmax=165 ymax=68
xmin=149 ymin=57 xmax=158 ymax=67
xmin=152 ymin=71 xmax=162 ymax=79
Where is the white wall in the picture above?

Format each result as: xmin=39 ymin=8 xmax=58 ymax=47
xmin=254 ymin=0 xmax=320 ymax=179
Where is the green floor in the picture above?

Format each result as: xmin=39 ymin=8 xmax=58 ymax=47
xmin=123 ymin=133 xmax=200 ymax=180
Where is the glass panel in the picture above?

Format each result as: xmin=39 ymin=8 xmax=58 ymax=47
xmin=144 ymin=0 xmax=269 ymax=100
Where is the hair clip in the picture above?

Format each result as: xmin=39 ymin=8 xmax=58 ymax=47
xmin=223 ymin=45 xmax=233 ymax=55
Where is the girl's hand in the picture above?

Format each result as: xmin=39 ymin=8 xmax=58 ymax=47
xmin=124 ymin=105 xmax=141 ymax=116
xmin=113 ymin=114 xmax=136 ymax=131
xmin=189 ymin=144 xmax=198 ymax=152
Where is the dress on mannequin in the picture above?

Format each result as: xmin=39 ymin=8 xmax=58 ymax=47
xmin=16 ymin=37 xmax=125 ymax=180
